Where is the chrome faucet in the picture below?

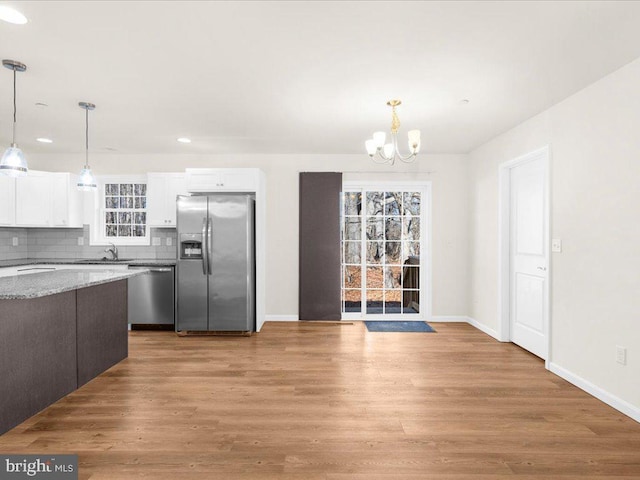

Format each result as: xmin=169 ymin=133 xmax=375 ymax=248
xmin=105 ymin=242 xmax=119 ymax=261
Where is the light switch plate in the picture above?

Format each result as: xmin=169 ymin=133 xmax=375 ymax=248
xmin=12 ymin=237 xmax=18 ymax=246
xmin=616 ymin=345 xmax=627 ymax=365
xmin=166 ymin=237 xmax=172 ymax=246
xmin=77 ymin=237 xmax=85 ymax=246
xmin=552 ymin=239 xmax=562 ymax=252
xmin=152 ymin=237 xmax=161 ymax=246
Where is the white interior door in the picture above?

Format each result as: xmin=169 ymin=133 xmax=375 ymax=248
xmin=509 ymin=155 xmax=548 ymax=358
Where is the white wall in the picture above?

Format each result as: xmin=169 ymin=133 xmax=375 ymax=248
xmin=469 ymin=57 xmax=640 ymax=411
xmin=29 ymin=153 xmax=469 ymax=318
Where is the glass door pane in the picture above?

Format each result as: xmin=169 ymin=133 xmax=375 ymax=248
xmin=341 ymin=188 xmax=424 ymax=318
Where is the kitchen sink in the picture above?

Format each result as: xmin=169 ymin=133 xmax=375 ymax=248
xmin=75 ymin=258 xmax=134 ymax=263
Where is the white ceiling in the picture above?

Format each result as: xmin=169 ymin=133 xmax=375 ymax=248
xmin=1 ymin=1 xmax=640 ymax=155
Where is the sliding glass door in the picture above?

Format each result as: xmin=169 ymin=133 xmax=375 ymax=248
xmin=341 ymin=184 xmax=429 ymax=320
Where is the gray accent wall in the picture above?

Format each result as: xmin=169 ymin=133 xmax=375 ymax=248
xmin=299 ymin=172 xmax=342 ymax=321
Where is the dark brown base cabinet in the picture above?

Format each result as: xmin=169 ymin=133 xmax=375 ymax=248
xmin=0 ymin=280 xmax=128 ymax=435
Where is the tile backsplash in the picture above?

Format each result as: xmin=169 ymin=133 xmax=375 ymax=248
xmin=0 ymin=228 xmax=29 ymax=260
xmin=0 ymin=225 xmax=177 ymax=260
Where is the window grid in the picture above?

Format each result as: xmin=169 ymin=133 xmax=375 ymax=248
xmin=341 ymin=190 xmax=422 ymax=316
xmin=104 ymin=183 xmax=147 ymax=238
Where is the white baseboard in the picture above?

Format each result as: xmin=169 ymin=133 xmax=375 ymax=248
xmin=463 ymin=319 xmax=639 ymax=424
xmin=548 ymin=362 xmax=640 ymax=423
xmin=465 ymin=316 xmax=502 ymax=341
xmin=265 ymin=315 xmax=299 ymax=322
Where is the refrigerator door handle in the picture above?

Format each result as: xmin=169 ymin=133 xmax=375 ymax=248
xmin=207 ymin=216 xmax=213 ymax=276
xmin=201 ymin=217 xmax=208 ymax=275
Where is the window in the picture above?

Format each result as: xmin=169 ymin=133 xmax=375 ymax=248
xmin=104 ymin=182 xmax=147 ymax=238
xmin=89 ymin=175 xmax=150 ymax=246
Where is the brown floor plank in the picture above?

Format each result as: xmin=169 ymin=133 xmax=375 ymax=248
xmin=0 ymin=321 xmax=638 ymax=479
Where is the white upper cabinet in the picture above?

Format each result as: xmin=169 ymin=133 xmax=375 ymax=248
xmin=50 ymin=173 xmax=83 ymax=227
xmin=147 ymin=173 xmax=187 ymax=227
xmin=15 ymin=171 xmax=83 ymax=228
xmin=15 ymin=171 xmax=51 ymax=226
xmin=0 ymin=176 xmax=16 ymax=226
xmin=185 ymin=168 xmax=258 ymax=192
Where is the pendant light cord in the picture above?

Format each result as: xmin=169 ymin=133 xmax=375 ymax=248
xmin=85 ymin=107 xmax=89 ymax=168
xmin=12 ymin=68 xmax=16 ymax=144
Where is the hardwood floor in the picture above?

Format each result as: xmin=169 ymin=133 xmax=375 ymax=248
xmin=1 ymin=321 xmax=639 ymax=479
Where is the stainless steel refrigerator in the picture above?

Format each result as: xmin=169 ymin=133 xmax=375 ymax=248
xmin=176 ymin=193 xmax=255 ymax=332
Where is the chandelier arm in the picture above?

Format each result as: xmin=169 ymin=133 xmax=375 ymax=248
xmin=392 ymin=132 xmax=417 ymax=162
xmin=391 ymin=131 xmax=398 ymax=151
xmin=375 ymin=136 xmax=395 ymax=163
xmin=398 ymin=153 xmax=418 ymax=163
xmin=372 ymin=153 xmax=394 ymax=165
xmin=380 ymin=148 xmax=394 ymax=162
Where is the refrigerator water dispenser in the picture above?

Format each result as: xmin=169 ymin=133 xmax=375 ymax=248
xmin=180 ymin=234 xmax=203 ymax=259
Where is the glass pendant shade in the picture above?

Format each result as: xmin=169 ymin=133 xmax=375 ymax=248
xmin=0 ymin=144 xmax=27 ymax=177
xmin=373 ymin=131 xmax=386 ymax=148
xmin=383 ymin=143 xmax=394 ymax=158
xmin=77 ymin=166 xmax=97 ymax=191
xmin=365 ymin=139 xmax=377 ymax=156
xmin=407 ymin=129 xmax=421 ymax=153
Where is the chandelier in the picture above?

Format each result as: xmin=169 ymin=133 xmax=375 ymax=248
xmin=365 ymin=99 xmax=420 ymax=165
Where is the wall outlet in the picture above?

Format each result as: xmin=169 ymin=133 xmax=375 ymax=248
xmin=152 ymin=237 xmax=161 ymax=246
xmin=616 ymin=345 xmax=627 ymax=365
xmin=551 ymin=239 xmax=562 ymax=252
xmin=77 ymin=237 xmax=85 ymax=246
xmin=12 ymin=237 xmax=18 ymax=247
xmin=166 ymin=237 xmax=172 ymax=246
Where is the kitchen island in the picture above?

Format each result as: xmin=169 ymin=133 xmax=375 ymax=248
xmin=0 ymin=268 xmax=145 ymax=435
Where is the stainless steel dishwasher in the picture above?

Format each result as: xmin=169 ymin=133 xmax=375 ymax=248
xmin=128 ymin=265 xmax=175 ymax=327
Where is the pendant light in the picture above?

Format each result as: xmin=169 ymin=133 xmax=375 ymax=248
xmin=1 ymin=59 xmax=27 ymax=177
xmin=77 ymin=102 xmax=97 ymax=191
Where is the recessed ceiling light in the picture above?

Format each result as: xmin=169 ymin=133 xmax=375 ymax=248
xmin=177 ymin=137 xmax=191 ymax=144
xmin=0 ymin=5 xmax=28 ymax=25
xmin=36 ymin=137 xmax=53 ymax=144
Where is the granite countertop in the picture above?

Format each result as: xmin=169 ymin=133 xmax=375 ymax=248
xmin=0 ymin=269 xmax=147 ymax=300
xmin=0 ymin=258 xmax=176 ymax=268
